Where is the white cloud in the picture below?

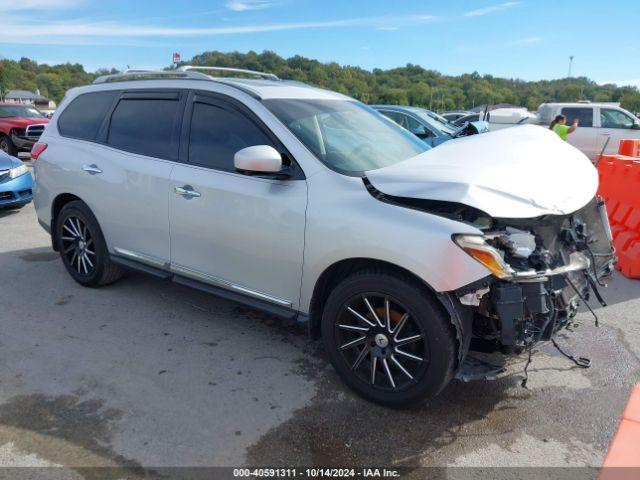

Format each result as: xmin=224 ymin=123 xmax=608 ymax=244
xmin=225 ymin=0 xmax=274 ymax=11
xmin=413 ymin=15 xmax=437 ymax=21
xmin=457 ymin=36 xmax=543 ymax=52
xmin=0 ymin=0 xmax=82 ymax=11
xmin=0 ymin=14 xmax=438 ymax=45
xmin=377 ymin=26 xmax=399 ymax=31
xmin=464 ymin=1 xmax=520 ymax=17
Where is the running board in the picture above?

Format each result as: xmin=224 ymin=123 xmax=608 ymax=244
xmin=111 ymin=255 xmax=172 ymax=279
xmin=109 ymin=254 xmax=298 ymax=320
xmin=173 ymin=276 xmax=297 ymax=319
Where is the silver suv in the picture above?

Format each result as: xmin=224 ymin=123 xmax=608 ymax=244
xmin=33 ymin=66 xmax=615 ymax=406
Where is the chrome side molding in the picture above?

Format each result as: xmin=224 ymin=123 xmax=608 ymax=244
xmin=112 ymin=247 xmax=169 ymax=269
xmin=112 ymin=247 xmax=292 ymax=308
xmin=171 ymin=263 xmax=292 ymax=307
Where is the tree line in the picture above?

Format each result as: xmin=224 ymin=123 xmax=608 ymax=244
xmin=2 ymin=51 xmax=639 ymax=113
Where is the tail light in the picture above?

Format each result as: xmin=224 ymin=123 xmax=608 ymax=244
xmin=30 ymin=142 xmax=48 ymax=161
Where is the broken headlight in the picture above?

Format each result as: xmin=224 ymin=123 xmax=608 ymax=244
xmin=454 ymin=233 xmax=591 ymax=280
xmin=454 ymin=234 xmax=515 ymax=279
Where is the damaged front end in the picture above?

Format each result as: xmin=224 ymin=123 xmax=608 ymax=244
xmin=453 ymin=197 xmax=615 ymax=356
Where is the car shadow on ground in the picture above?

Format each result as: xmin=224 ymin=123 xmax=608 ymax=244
xmin=0 ymin=245 xmax=636 ymax=470
xmin=0 ymin=245 xmax=525 ymax=470
xmin=0 ymin=207 xmax=26 ymax=218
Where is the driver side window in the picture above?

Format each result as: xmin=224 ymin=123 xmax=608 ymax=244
xmin=600 ymin=109 xmax=635 ymax=129
xmin=189 ymin=101 xmax=275 ymax=172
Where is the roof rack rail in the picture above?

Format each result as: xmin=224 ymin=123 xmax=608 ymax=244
xmin=93 ymin=69 xmax=213 ymax=84
xmin=176 ymin=65 xmax=279 ymax=81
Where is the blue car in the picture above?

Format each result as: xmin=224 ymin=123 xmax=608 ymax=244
xmin=372 ymin=105 xmax=489 ymax=147
xmin=0 ymin=151 xmax=33 ymax=209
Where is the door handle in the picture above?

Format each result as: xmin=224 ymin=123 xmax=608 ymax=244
xmin=82 ymin=164 xmax=102 ymax=175
xmin=174 ymin=186 xmax=201 ymax=198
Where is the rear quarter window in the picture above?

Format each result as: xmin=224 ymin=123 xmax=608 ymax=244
xmin=57 ymin=91 xmax=118 ymax=141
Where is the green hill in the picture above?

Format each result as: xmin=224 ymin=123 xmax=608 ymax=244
xmin=2 ymin=51 xmax=639 ymax=113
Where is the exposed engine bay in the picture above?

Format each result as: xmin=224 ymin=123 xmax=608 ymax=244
xmin=365 ymin=174 xmax=615 ymax=361
xmin=454 ymin=196 xmax=615 ymax=355
xmin=361 ymin=125 xmax=614 ymax=384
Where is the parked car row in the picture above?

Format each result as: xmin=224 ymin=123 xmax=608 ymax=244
xmin=372 ymin=105 xmax=489 ymax=147
xmin=30 ymin=66 xmax=615 ymax=407
xmin=442 ymin=102 xmax=640 ymax=160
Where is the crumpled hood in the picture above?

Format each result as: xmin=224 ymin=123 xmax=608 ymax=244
xmin=365 ymin=124 xmax=598 ymax=218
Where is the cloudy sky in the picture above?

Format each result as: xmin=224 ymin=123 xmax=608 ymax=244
xmin=0 ymin=0 xmax=638 ymax=87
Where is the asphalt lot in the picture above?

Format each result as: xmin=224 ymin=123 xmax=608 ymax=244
xmin=1 ymin=194 xmax=639 ymax=476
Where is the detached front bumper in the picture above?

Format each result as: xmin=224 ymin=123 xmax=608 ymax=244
xmin=0 ymin=172 xmax=34 ymax=207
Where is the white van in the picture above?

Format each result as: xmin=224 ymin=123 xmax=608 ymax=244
xmin=537 ymin=102 xmax=640 ymax=159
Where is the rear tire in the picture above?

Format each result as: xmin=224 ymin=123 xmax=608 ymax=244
xmin=321 ymin=269 xmax=457 ymax=407
xmin=0 ymin=135 xmax=18 ymax=156
xmin=54 ymin=200 xmax=123 ymax=287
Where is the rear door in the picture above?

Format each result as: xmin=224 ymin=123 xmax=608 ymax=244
xmin=560 ymin=107 xmax=597 ymax=159
xmin=169 ymin=92 xmax=307 ymax=310
xmin=86 ymin=90 xmax=185 ymax=267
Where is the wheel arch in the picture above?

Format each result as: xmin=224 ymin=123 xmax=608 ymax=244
xmin=308 ymin=258 xmax=440 ymax=333
xmin=307 ymin=256 xmax=471 ymax=369
xmin=50 ymin=193 xmax=85 ymax=251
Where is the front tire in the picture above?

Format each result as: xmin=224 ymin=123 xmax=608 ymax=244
xmin=55 ymin=200 xmax=123 ymax=287
xmin=321 ymin=270 xmax=457 ymax=407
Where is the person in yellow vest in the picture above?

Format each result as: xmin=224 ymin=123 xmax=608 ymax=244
xmin=549 ymin=114 xmax=578 ymax=140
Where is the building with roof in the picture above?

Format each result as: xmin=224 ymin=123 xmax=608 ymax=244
xmin=2 ymin=89 xmax=56 ymax=109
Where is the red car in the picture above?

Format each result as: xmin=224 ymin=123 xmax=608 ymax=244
xmin=0 ymin=103 xmax=50 ymax=156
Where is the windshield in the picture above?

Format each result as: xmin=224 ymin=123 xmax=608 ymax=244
xmin=413 ymin=109 xmax=457 ymax=135
xmin=0 ymin=105 xmax=44 ymax=119
xmin=263 ymin=99 xmax=429 ymax=174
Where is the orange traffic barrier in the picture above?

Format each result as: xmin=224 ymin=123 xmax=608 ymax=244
xmin=597 ymin=151 xmax=640 ymax=279
xmin=599 ymin=384 xmax=640 ymax=479
xmin=618 ymin=139 xmax=640 ymax=158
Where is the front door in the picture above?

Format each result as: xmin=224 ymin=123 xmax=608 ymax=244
xmin=169 ymin=92 xmax=307 ymax=310
xmin=596 ymin=107 xmax=640 ymax=157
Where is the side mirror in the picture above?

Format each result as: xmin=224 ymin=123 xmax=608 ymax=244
xmin=234 ymin=145 xmax=284 ymax=175
xmin=632 ymin=123 xmax=640 ymax=130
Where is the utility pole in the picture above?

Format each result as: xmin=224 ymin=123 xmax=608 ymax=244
xmin=568 ymin=55 xmax=574 ymax=77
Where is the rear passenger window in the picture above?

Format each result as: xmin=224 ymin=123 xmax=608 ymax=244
xmin=108 ymin=98 xmax=181 ymax=159
xmin=189 ymin=102 xmax=273 ymax=172
xmin=58 ymin=91 xmax=117 ymax=141
xmin=561 ymin=107 xmax=593 ymax=127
